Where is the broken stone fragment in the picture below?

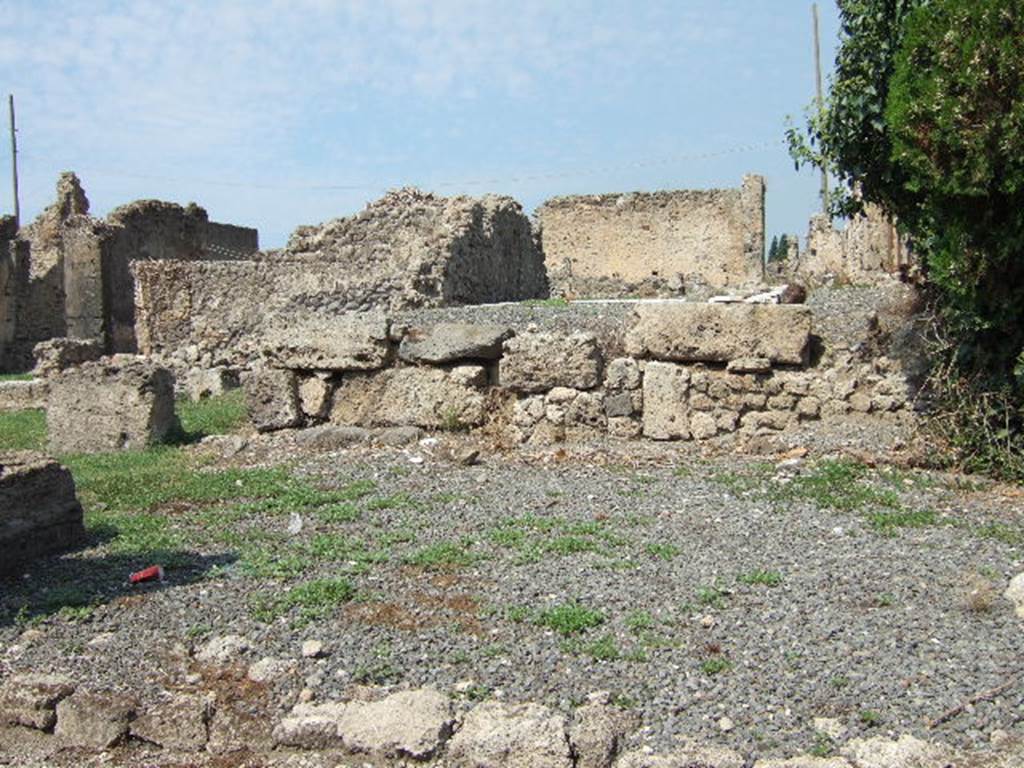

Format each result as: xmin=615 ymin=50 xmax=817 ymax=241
xmin=569 ymin=693 xmax=638 ymax=768
xmin=616 ymin=741 xmax=745 ymax=768
xmin=54 ymin=689 xmax=136 ymax=749
xmin=294 ymin=424 xmax=371 ymax=450
xmin=727 ymin=356 xmax=772 ymax=374
xmin=0 ymin=673 xmax=76 ymax=731
xmin=398 ymin=322 xmax=513 ymax=364
xmin=1005 ymin=572 xmax=1024 ymax=619
xmin=130 ymin=691 xmax=212 ymax=750
xmin=840 ymin=734 xmax=955 ymax=768
xmin=446 ymin=700 xmax=572 ymax=768
xmin=46 ymin=356 xmax=179 ymax=453
xmin=274 ymin=688 xmax=453 ymax=760
xmin=641 ymin=362 xmax=691 ymax=441
xmin=196 ymin=633 xmax=250 ymax=665
xmin=0 ymin=453 xmax=86 ymax=578
xmin=245 ymin=366 xmax=302 ymax=432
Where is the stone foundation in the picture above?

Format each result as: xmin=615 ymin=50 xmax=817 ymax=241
xmin=0 ymin=452 xmax=85 ymax=577
xmin=246 ymin=299 xmax=918 ymax=446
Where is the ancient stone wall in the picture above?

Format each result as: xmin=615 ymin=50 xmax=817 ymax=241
xmin=132 ymin=189 xmax=548 ymax=366
xmin=0 ymin=216 xmax=18 ymax=368
xmin=201 ymin=221 xmax=259 ymax=258
xmin=537 ymin=175 xmax=765 ymax=298
xmin=244 ymin=298 xmax=919 ymax=448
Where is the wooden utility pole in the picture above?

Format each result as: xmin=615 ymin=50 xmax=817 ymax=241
xmin=8 ymin=94 xmax=19 ymax=228
xmin=812 ymin=3 xmax=829 ymax=214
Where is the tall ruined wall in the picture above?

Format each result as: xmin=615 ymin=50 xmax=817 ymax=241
xmin=3 ymin=174 xmax=261 ymax=367
xmin=538 ymin=175 xmax=765 ymax=298
xmin=283 ymin=188 xmax=547 ymax=306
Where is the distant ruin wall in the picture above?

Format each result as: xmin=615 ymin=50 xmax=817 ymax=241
xmin=538 ymin=175 xmax=765 ymax=298
xmin=794 ymin=205 xmax=912 ymax=286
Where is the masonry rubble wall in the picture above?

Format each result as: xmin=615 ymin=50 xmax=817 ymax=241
xmin=0 ymin=452 xmax=86 ymax=577
xmin=244 ymin=297 xmax=921 ymax=447
xmin=1 ymin=173 xmax=259 ymax=371
xmin=538 ymin=175 xmax=765 ymax=298
xmin=132 ymin=188 xmax=549 ymax=367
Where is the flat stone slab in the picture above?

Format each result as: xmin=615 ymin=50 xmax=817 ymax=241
xmin=399 ymin=322 xmax=512 ymax=364
xmin=0 ymin=453 xmax=86 ymax=577
xmin=0 ymin=674 xmax=76 ymax=731
xmin=262 ymin=314 xmax=391 ymax=371
xmin=624 ymin=303 xmax=812 ymax=366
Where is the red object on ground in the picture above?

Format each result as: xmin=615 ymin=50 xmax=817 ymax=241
xmin=129 ymin=565 xmax=164 ymax=583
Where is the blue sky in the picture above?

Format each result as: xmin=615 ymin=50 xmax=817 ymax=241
xmin=0 ymin=1 xmax=840 ymax=249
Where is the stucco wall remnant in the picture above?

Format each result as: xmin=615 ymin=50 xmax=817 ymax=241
xmin=538 ymin=175 xmax=765 ymax=298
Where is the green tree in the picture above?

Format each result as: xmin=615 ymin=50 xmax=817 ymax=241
xmin=789 ymin=0 xmax=1024 ymax=478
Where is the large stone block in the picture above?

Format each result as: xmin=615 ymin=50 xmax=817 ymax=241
xmin=0 ymin=673 xmax=76 ymax=731
xmin=642 ymin=362 xmax=691 ymax=440
xmin=0 ymin=453 xmax=86 ymax=577
xmin=32 ymin=337 xmax=104 ymax=377
xmin=624 ymin=303 xmax=812 ymax=366
xmin=500 ymin=331 xmax=602 ymax=393
xmin=446 ymin=701 xmax=572 ymax=768
xmin=54 ymin=690 xmax=136 ymax=748
xmin=46 ymin=356 xmax=179 ymax=453
xmin=330 ymin=366 xmax=487 ymax=429
xmin=245 ymin=366 xmax=302 ymax=432
xmin=399 ymin=322 xmax=512 ymax=364
xmin=262 ymin=314 xmax=391 ymax=371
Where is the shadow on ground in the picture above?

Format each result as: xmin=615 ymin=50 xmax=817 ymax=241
xmin=0 ymin=542 xmax=235 ymax=628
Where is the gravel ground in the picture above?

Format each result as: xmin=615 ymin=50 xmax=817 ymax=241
xmin=2 ymin=432 xmax=1022 ymax=764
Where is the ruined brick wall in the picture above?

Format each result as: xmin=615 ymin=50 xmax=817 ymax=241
xmin=537 ymin=175 xmax=765 ymax=298
xmin=283 ymin=188 xmax=547 ymax=305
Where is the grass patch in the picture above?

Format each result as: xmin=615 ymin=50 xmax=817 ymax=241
xmin=625 ymin=610 xmax=655 ymax=634
xmin=0 ymin=372 xmax=34 ymax=382
xmin=251 ymin=577 xmax=355 ymax=624
xmin=644 ymin=542 xmax=681 ymax=560
xmin=737 ymin=569 xmax=783 ymax=587
xmin=308 ymin=533 xmax=388 ymax=572
xmin=580 ymin=634 xmax=620 ymax=661
xmin=700 ymin=657 xmax=733 ymax=675
xmin=404 ymin=539 xmax=476 ymax=569
xmin=867 ymin=508 xmax=937 ymax=535
xmin=176 ymin=390 xmax=247 ymax=440
xmin=0 ymin=409 xmax=47 ymax=451
xmin=537 ymin=601 xmax=605 ymax=637
xmin=696 ymin=584 xmax=729 ymax=610
xmin=783 ymin=460 xmax=901 ymax=511
xmin=521 ymin=297 xmax=570 ymax=308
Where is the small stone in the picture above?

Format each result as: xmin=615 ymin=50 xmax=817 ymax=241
xmin=375 ymin=426 xmax=424 ymax=446
xmin=813 ymin=716 xmax=846 ymax=741
xmin=196 ymin=634 xmax=250 ymax=665
xmin=302 ymin=640 xmax=326 ymax=659
xmin=1005 ymin=572 xmax=1024 ymax=619
xmin=87 ymin=632 xmax=116 ymax=648
xmin=718 ymin=716 xmax=735 ymax=732
xmin=248 ymin=657 xmax=292 ymax=684
xmin=299 ymin=688 xmax=315 ymax=703
xmin=700 ymin=615 xmax=716 ymax=629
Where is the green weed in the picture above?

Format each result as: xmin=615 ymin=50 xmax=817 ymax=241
xmin=404 ymin=539 xmax=476 ymax=569
xmin=536 ymin=601 xmax=605 ymax=637
xmin=737 ymin=569 xmax=783 ymax=587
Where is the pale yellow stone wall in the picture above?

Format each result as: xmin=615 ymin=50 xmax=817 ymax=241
xmin=537 ymin=175 xmax=765 ymax=296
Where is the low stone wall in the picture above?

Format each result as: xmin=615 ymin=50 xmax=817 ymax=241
xmin=245 ymin=301 xmax=917 ymax=447
xmin=0 ymin=452 xmax=85 ymax=577
xmin=538 ymin=176 xmax=765 ymax=298
xmin=0 ymin=380 xmax=49 ymax=412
